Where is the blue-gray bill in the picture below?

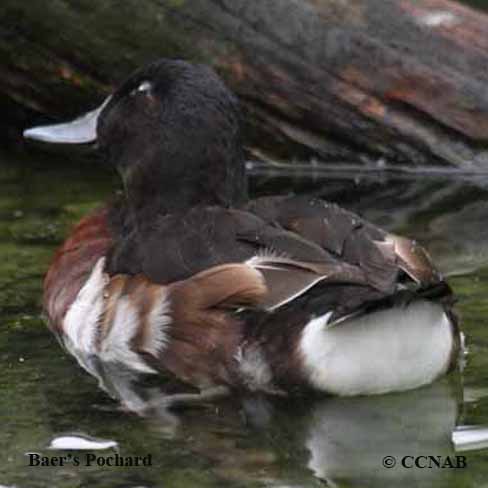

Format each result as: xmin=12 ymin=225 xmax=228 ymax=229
xmin=22 ymin=96 xmax=110 ymax=144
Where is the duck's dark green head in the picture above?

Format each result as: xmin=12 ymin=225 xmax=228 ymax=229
xmin=24 ymin=59 xmax=247 ymax=214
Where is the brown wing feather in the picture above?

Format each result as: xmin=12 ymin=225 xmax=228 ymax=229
xmin=170 ymin=263 xmax=268 ymax=310
xmin=384 ymin=234 xmax=442 ymax=285
xmin=246 ymin=195 xmax=444 ymax=292
xmin=246 ymin=255 xmax=369 ymax=310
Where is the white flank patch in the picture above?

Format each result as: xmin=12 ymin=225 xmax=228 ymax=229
xmin=100 ymin=297 xmax=156 ymax=374
xmin=63 ymin=258 xmax=108 ymax=354
xmin=419 ymin=11 xmax=458 ymax=27
xmin=140 ymin=288 xmax=171 ymax=357
xmin=299 ymin=301 xmax=454 ymax=395
xmin=235 ymin=344 xmax=274 ymax=391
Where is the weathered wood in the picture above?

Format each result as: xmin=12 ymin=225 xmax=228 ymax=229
xmin=2 ymin=0 xmax=488 ymax=167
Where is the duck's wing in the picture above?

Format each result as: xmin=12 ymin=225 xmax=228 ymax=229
xmin=245 ymin=195 xmax=443 ymax=288
xmin=240 ymin=195 xmax=452 ymax=318
xmin=107 ymin=200 xmax=449 ymax=321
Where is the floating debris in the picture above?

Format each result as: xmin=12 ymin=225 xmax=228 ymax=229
xmin=47 ymin=433 xmax=118 ymax=451
xmin=452 ymin=426 xmax=488 ymax=452
xmin=419 ymin=11 xmax=458 ymax=28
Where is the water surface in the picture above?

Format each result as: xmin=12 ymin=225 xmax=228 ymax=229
xmin=2 ymin=148 xmax=488 ymax=487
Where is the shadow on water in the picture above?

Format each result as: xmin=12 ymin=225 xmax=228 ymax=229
xmin=2 ymin=147 xmax=488 ymax=487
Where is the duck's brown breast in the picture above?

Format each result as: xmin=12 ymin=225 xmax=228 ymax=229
xmin=43 ymin=206 xmax=112 ymax=332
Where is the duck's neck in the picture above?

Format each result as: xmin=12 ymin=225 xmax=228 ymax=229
xmin=122 ymin=151 xmax=248 ymax=228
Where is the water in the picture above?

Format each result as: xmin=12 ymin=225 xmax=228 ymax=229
xmin=463 ymin=0 xmax=488 ymax=11
xmin=2 ymin=147 xmax=488 ymax=487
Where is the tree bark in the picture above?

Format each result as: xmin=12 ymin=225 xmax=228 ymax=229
xmin=1 ymin=0 xmax=488 ymax=167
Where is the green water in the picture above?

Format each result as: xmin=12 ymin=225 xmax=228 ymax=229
xmin=463 ymin=0 xmax=488 ymax=11
xmin=2 ymin=147 xmax=488 ymax=487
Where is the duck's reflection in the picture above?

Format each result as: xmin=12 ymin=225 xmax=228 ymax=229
xmin=301 ymin=381 xmax=460 ymax=486
xmin=80 ymin=356 xmax=469 ymax=487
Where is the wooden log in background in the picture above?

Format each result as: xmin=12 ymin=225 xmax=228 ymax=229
xmin=1 ymin=0 xmax=488 ymax=167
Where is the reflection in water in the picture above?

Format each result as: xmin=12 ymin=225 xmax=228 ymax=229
xmin=82 ymin=357 xmax=466 ymax=487
xmin=303 ymin=382 xmax=459 ymax=487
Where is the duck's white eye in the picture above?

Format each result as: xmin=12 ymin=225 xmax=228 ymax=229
xmin=133 ymin=81 xmax=152 ymax=95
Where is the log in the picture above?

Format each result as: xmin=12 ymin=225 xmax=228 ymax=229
xmin=2 ymin=0 xmax=488 ymax=167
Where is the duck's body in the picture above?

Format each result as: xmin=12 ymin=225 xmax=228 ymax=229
xmin=27 ymin=59 xmax=459 ymax=400
xmin=43 ymin=198 xmax=458 ymax=398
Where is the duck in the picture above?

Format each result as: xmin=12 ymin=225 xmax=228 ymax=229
xmin=23 ymin=59 xmax=461 ymax=403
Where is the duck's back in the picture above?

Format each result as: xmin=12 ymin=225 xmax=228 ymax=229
xmin=105 ymin=194 xmax=452 ymax=319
